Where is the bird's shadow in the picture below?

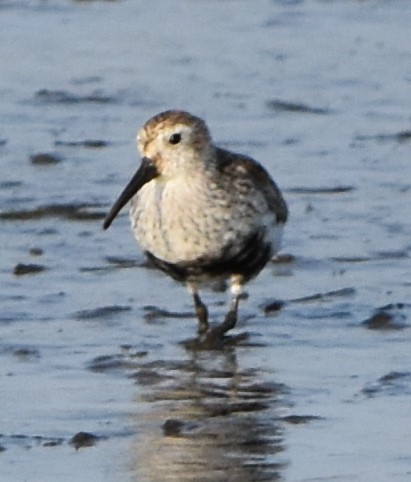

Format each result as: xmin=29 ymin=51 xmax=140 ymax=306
xmin=128 ymin=337 xmax=288 ymax=481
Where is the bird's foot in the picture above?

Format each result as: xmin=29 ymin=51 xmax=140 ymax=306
xmin=202 ymin=309 xmax=237 ymax=342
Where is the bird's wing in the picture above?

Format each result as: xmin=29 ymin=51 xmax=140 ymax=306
xmin=215 ymin=147 xmax=288 ymax=223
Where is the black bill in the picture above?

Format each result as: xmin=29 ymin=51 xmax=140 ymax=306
xmin=103 ymin=157 xmax=159 ymax=230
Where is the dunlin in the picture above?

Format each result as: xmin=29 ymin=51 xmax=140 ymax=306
xmin=103 ymin=110 xmax=288 ymax=339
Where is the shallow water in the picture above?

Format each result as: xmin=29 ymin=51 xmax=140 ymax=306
xmin=1 ymin=0 xmax=411 ymax=481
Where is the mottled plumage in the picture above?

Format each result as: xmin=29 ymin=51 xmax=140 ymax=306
xmin=104 ymin=110 xmax=288 ymax=339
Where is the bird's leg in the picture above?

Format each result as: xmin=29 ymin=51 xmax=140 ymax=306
xmin=194 ymin=293 xmax=209 ymax=334
xmin=188 ymin=283 xmax=209 ymax=334
xmin=221 ymin=292 xmax=241 ymax=332
xmin=207 ymin=276 xmax=243 ymax=338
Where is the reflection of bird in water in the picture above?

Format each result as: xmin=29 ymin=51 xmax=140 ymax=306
xmin=130 ymin=347 xmax=286 ymax=482
xmin=104 ymin=110 xmax=288 ymax=340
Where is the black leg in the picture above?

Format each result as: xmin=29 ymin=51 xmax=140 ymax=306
xmin=193 ymin=292 xmax=208 ymax=334
xmin=206 ymin=292 xmax=240 ymax=340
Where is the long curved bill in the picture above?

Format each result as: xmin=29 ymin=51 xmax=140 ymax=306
xmin=103 ymin=157 xmax=159 ymax=230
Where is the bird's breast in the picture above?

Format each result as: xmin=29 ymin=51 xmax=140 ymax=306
xmin=129 ymin=175 xmax=280 ymax=265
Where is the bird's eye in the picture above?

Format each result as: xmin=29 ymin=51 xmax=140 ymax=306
xmin=169 ymin=133 xmax=182 ymax=145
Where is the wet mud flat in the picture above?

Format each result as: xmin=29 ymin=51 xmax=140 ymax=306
xmin=1 ymin=0 xmax=411 ymax=481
